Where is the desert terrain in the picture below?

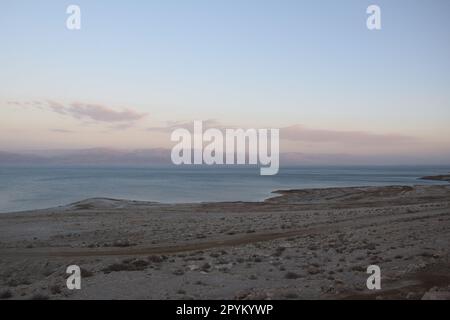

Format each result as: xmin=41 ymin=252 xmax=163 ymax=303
xmin=0 ymin=183 xmax=449 ymax=300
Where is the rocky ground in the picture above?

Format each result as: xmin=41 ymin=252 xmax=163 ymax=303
xmin=0 ymin=185 xmax=449 ymax=300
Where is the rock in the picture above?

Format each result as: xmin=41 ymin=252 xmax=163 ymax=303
xmin=187 ymin=264 xmax=199 ymax=271
xmin=422 ymin=288 xmax=450 ymax=300
xmin=406 ymin=292 xmax=416 ymax=299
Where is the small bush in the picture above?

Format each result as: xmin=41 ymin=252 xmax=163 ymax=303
xmin=0 ymin=290 xmax=12 ymax=299
xmin=81 ymin=268 xmax=94 ymax=278
xmin=172 ymin=269 xmax=185 ymax=276
xmin=148 ymin=255 xmax=165 ymax=263
xmin=30 ymin=293 xmax=49 ymax=300
xmin=102 ymin=259 xmax=149 ymax=274
xmin=283 ymin=292 xmax=299 ymax=299
xmin=284 ymin=272 xmax=301 ymax=279
xmin=49 ymin=285 xmax=61 ymax=295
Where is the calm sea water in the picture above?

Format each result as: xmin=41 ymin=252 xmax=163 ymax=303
xmin=0 ymin=166 xmax=449 ymax=213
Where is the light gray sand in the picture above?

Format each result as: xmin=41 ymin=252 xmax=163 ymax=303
xmin=0 ymin=185 xmax=449 ymax=300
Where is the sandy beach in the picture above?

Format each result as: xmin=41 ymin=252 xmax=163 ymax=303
xmin=0 ymin=184 xmax=449 ymax=300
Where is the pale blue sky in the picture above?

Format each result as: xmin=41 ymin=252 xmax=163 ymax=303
xmin=0 ymin=0 xmax=449 ymax=157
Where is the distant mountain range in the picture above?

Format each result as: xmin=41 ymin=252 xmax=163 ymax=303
xmin=0 ymin=148 xmax=444 ymax=166
xmin=0 ymin=149 xmax=169 ymax=165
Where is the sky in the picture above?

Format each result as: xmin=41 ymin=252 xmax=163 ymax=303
xmin=0 ymin=0 xmax=449 ymax=163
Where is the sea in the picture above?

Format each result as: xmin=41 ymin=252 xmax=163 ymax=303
xmin=0 ymin=165 xmax=449 ymax=213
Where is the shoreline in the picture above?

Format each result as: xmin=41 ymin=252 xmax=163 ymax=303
xmin=1 ymin=179 xmax=450 ymax=215
xmin=1 ymin=184 xmax=449 ymax=300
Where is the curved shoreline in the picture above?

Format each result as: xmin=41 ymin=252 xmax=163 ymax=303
xmin=2 ymin=181 xmax=450 ymax=215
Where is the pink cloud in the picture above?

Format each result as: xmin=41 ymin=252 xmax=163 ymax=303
xmin=9 ymin=100 xmax=147 ymax=124
xmin=281 ymin=124 xmax=417 ymax=145
xmin=67 ymin=102 xmax=145 ymax=122
xmin=147 ymin=119 xmax=224 ymax=132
